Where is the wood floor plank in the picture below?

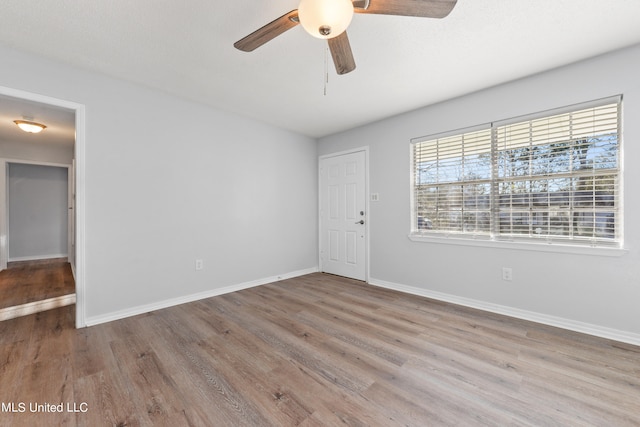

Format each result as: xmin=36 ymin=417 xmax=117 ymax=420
xmin=214 ymin=293 xmax=376 ymax=395
xmin=401 ymin=352 xmax=549 ymax=426
xmin=294 ymin=307 xmax=409 ymax=367
xmin=0 ymin=259 xmax=75 ymax=310
xmin=147 ymin=307 xmax=275 ymax=426
xmin=1 ymin=272 xmax=639 ymax=426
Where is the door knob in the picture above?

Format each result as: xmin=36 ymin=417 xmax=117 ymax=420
xmin=355 ymin=220 xmax=364 ymax=225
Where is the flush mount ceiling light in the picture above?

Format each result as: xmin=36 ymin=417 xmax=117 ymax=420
xmin=14 ymin=119 xmax=47 ymax=133
xmin=234 ymin=0 xmax=457 ymax=75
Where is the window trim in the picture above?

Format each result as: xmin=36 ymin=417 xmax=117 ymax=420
xmin=409 ymin=96 xmax=625 ymax=254
xmin=407 ymin=233 xmax=627 ymax=257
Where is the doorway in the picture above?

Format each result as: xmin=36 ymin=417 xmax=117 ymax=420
xmin=319 ymin=148 xmax=368 ymax=281
xmin=0 ymin=162 xmax=75 ymax=320
xmin=0 ymin=86 xmax=85 ymax=327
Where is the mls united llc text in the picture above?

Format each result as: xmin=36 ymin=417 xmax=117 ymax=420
xmin=2 ymin=402 xmax=88 ymax=413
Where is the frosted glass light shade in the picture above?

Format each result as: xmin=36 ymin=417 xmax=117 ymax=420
xmin=14 ymin=120 xmax=46 ymax=133
xmin=298 ymin=0 xmax=354 ymax=39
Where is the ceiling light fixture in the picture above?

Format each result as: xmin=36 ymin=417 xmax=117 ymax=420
xmin=14 ymin=119 xmax=47 ymax=134
xmin=297 ymin=0 xmax=354 ymax=39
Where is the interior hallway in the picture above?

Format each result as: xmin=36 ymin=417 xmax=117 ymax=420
xmin=0 ymin=258 xmax=75 ymax=321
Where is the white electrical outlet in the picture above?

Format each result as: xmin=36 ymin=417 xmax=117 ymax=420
xmin=195 ymin=259 xmax=203 ymax=271
xmin=502 ymin=267 xmax=513 ymax=281
xmin=371 ymin=193 xmax=380 ymax=202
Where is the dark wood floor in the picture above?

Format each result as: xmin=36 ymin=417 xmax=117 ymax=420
xmin=0 ymin=258 xmax=75 ymax=310
xmin=1 ymin=273 xmax=638 ymax=426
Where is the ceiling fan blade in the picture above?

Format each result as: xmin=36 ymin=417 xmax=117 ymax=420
xmin=354 ymin=0 xmax=457 ymax=18
xmin=234 ymin=10 xmax=300 ymax=52
xmin=328 ymin=31 xmax=356 ymax=75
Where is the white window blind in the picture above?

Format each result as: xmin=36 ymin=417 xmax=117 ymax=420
xmin=413 ymin=127 xmax=493 ymax=235
xmin=411 ymin=98 xmax=621 ymax=248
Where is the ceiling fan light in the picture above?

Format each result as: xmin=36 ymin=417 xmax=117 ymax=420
xmin=298 ymin=0 xmax=354 ymax=39
xmin=14 ymin=120 xmax=47 ymax=133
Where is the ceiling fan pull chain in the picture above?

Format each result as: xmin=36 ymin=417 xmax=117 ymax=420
xmin=324 ymin=45 xmax=329 ymax=96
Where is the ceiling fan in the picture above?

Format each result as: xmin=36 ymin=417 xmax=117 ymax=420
xmin=234 ymin=0 xmax=457 ymax=75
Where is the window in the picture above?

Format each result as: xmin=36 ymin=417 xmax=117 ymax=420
xmin=411 ymin=97 xmax=622 ymax=248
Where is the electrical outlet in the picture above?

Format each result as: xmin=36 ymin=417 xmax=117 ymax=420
xmin=371 ymin=193 xmax=379 ymax=202
xmin=502 ymin=267 xmax=513 ymax=281
xmin=195 ymin=259 xmax=203 ymax=271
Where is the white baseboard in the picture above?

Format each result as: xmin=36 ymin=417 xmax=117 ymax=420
xmin=0 ymin=294 xmax=76 ymax=322
xmin=8 ymin=254 xmax=68 ymax=263
xmin=85 ymin=267 xmax=319 ymax=327
xmin=368 ymin=277 xmax=640 ymax=347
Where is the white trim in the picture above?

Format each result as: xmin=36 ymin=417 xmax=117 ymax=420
xmin=0 ymin=85 xmax=86 ymax=329
xmin=408 ymin=234 xmax=628 ymax=257
xmin=85 ymin=267 xmax=318 ymax=327
xmin=0 ymin=294 xmax=76 ymax=322
xmin=74 ymin=105 xmax=86 ymax=328
xmin=0 ymin=160 xmax=6 ymax=271
xmin=8 ymin=254 xmax=68 ymax=262
xmin=318 ymin=146 xmax=370 ymax=282
xmin=368 ymin=277 xmax=640 ymax=347
xmin=2 ymin=158 xmax=71 ymax=168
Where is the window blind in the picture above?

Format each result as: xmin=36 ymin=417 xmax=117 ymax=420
xmin=413 ymin=128 xmax=492 ymax=235
xmin=411 ymin=98 xmax=621 ymax=248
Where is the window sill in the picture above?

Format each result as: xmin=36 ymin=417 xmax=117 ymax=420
xmin=407 ymin=233 xmax=628 ymax=257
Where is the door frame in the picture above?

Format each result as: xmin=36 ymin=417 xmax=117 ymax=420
xmin=318 ymin=146 xmax=370 ymax=282
xmin=0 ymin=85 xmax=86 ymax=328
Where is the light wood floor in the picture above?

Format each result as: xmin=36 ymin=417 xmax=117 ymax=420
xmin=0 ymin=258 xmax=75 ymax=310
xmin=1 ymin=273 xmax=638 ymax=426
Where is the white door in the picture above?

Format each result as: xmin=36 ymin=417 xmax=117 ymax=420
xmin=319 ymin=150 xmax=367 ymax=281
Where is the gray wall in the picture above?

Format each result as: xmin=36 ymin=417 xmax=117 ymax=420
xmin=0 ymin=139 xmax=73 ymax=165
xmin=318 ymin=44 xmax=640 ymax=338
xmin=0 ymin=45 xmax=318 ymax=323
xmin=8 ymin=163 xmax=68 ymax=260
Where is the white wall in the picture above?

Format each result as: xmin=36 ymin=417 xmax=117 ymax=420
xmin=0 ymin=139 xmax=73 ymax=165
xmin=0 ymin=45 xmax=318 ymax=323
xmin=319 ymin=44 xmax=640 ymax=341
xmin=8 ymin=163 xmax=68 ymax=260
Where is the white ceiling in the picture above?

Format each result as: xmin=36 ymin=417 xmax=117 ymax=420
xmin=1 ymin=0 xmax=640 ymax=139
